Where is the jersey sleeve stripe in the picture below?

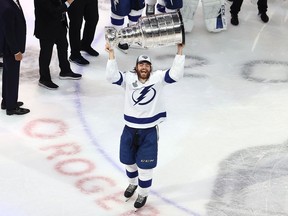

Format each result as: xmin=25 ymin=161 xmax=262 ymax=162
xmin=164 ymin=69 xmax=176 ymax=83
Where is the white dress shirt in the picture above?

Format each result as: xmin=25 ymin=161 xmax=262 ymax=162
xmin=13 ymin=0 xmax=21 ymax=9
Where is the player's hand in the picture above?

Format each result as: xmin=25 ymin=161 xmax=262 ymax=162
xmin=105 ymin=42 xmax=115 ymax=59
xmin=105 ymin=42 xmax=113 ymax=52
xmin=177 ymin=43 xmax=184 ymax=55
xmin=14 ymin=52 xmax=23 ymax=61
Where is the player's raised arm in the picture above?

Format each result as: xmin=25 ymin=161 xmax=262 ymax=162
xmin=105 ymin=42 xmax=115 ymax=60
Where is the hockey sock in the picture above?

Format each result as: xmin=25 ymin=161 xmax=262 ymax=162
xmin=125 ymin=164 xmax=138 ymax=185
xmin=137 ymin=167 xmax=153 ymax=197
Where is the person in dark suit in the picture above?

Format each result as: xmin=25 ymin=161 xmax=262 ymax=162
xmin=68 ymin=0 xmax=99 ymax=65
xmin=34 ymin=0 xmax=82 ymax=90
xmin=230 ymin=0 xmax=269 ymax=25
xmin=0 ymin=52 xmax=3 ymax=68
xmin=0 ymin=0 xmax=30 ymax=115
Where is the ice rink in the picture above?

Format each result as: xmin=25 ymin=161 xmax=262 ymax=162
xmin=1 ymin=0 xmax=288 ymax=215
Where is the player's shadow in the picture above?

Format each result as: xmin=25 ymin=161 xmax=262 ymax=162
xmin=206 ymin=141 xmax=288 ymax=216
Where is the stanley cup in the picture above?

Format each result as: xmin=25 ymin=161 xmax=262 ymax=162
xmin=105 ymin=12 xmax=185 ymax=49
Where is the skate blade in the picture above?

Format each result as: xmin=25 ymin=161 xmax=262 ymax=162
xmin=134 ymin=207 xmax=143 ymax=212
xmin=129 ymin=43 xmax=147 ymax=50
xmin=125 ymin=198 xmax=130 ymax=202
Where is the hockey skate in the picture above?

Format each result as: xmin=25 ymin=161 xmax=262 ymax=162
xmin=258 ymin=12 xmax=269 ymax=23
xmin=146 ymin=4 xmax=155 ymax=15
xmin=124 ymin=184 xmax=138 ymax=201
xmin=117 ymin=43 xmax=129 ymax=54
xmin=134 ymin=194 xmax=147 ymax=211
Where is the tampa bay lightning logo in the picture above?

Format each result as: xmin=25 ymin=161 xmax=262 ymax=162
xmin=132 ymin=84 xmax=156 ymax=106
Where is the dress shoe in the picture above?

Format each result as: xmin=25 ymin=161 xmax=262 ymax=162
xmin=6 ymin=107 xmax=30 ymax=115
xmin=1 ymin=101 xmax=24 ymax=110
xmin=259 ymin=12 xmax=269 ymax=23
xmin=39 ymin=80 xmax=59 ymax=90
xmin=69 ymin=55 xmax=89 ymax=66
xmin=81 ymin=46 xmax=99 ymax=57
xmin=59 ymin=71 xmax=82 ymax=80
xmin=230 ymin=14 xmax=239 ymax=26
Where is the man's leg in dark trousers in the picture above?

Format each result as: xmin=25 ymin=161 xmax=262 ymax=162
xmin=257 ymin=0 xmax=267 ymax=13
xmin=56 ymin=27 xmax=71 ymax=74
xmin=39 ymin=39 xmax=54 ymax=82
xmin=230 ymin=0 xmax=244 ymax=15
xmin=68 ymin=1 xmax=85 ymax=58
xmin=2 ymin=54 xmax=20 ymax=110
xmin=81 ymin=0 xmax=99 ymax=48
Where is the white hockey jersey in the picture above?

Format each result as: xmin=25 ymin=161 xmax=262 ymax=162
xmin=106 ymin=54 xmax=185 ymax=129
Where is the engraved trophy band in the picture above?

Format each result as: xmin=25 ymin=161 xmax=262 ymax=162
xmin=105 ymin=11 xmax=185 ymax=48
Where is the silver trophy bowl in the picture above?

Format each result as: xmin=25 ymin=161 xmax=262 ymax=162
xmin=105 ymin=11 xmax=185 ymax=48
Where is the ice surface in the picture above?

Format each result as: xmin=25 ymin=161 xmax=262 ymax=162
xmin=1 ymin=0 xmax=288 ymax=215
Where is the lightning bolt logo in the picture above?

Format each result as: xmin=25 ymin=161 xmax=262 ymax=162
xmin=132 ymin=84 xmax=156 ymax=106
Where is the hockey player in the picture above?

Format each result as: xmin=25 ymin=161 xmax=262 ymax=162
xmin=145 ymin=0 xmax=183 ymax=15
xmin=180 ymin=0 xmax=226 ymax=33
xmin=105 ymin=42 xmax=185 ymax=210
xmin=110 ymin=0 xmax=145 ymax=53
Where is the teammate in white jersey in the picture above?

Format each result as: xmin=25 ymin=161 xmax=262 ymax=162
xmin=105 ymin=42 xmax=185 ymax=209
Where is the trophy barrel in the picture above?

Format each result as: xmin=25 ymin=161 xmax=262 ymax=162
xmin=105 ymin=11 xmax=185 ymax=49
xmin=139 ymin=11 xmax=185 ymax=48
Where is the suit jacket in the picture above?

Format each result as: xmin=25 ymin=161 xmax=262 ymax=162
xmin=0 ymin=25 xmax=4 ymax=53
xmin=0 ymin=0 xmax=26 ymax=55
xmin=34 ymin=0 xmax=69 ymax=40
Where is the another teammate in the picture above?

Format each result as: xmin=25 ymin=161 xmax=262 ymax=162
xmin=110 ymin=0 xmax=145 ymax=53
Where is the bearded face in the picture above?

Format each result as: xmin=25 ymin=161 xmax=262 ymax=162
xmin=135 ymin=62 xmax=152 ymax=81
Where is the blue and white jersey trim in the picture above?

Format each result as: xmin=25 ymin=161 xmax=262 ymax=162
xmin=112 ymin=72 xmax=123 ymax=85
xmin=124 ymin=112 xmax=167 ymax=128
xmin=164 ymin=69 xmax=176 ymax=83
xmin=124 ymin=112 xmax=166 ymax=124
